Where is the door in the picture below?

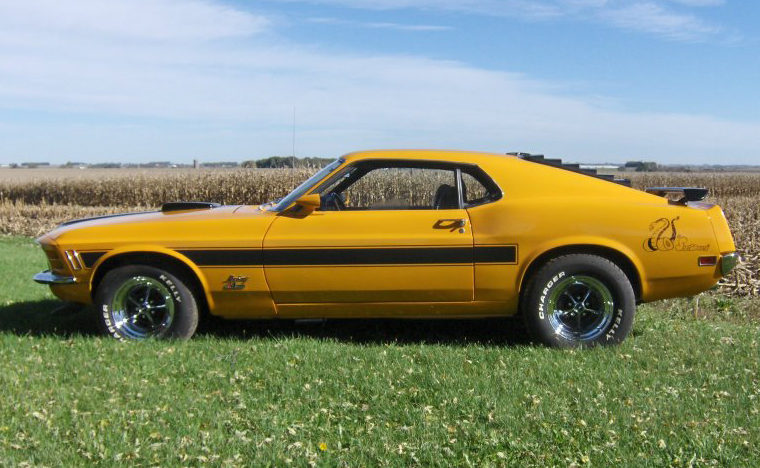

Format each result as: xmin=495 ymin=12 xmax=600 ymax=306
xmin=263 ymin=163 xmax=474 ymax=304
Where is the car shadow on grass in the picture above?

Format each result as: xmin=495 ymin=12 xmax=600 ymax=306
xmin=0 ymin=300 xmax=99 ymax=336
xmin=0 ymin=300 xmax=531 ymax=346
xmin=199 ymin=316 xmax=532 ymax=347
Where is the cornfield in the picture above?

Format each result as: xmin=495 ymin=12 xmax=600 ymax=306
xmin=1 ymin=168 xmax=757 ymax=296
xmin=0 ymin=169 xmax=313 ymax=207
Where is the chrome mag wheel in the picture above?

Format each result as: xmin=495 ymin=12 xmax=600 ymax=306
xmin=109 ymin=276 xmax=176 ymax=339
xmin=546 ymin=275 xmax=614 ymax=342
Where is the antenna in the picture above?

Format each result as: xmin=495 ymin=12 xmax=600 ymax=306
xmin=292 ymin=105 xmax=296 ymax=170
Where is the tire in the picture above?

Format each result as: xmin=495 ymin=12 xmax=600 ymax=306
xmin=94 ymin=265 xmax=199 ymax=341
xmin=521 ymin=254 xmax=635 ymax=348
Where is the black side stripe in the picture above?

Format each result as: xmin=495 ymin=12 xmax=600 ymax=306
xmin=177 ymin=246 xmax=517 ymax=266
xmin=80 ymin=251 xmax=107 ymax=268
xmin=265 ymin=247 xmax=474 ymax=265
xmin=179 ymin=250 xmax=263 ymax=266
xmin=474 ymin=245 xmax=517 ymax=263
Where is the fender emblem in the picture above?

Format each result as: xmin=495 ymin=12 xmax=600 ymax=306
xmin=223 ymin=275 xmax=248 ymax=290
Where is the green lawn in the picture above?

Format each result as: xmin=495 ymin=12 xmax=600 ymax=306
xmin=0 ymin=236 xmax=758 ymax=466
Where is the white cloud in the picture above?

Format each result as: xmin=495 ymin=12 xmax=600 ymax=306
xmin=0 ymin=0 xmax=269 ymax=41
xmin=667 ymin=0 xmax=724 ymax=6
xmin=0 ymin=0 xmax=756 ymax=164
xmin=600 ymin=2 xmax=720 ymax=40
xmin=288 ymin=0 xmax=564 ymax=19
xmin=308 ymin=17 xmax=452 ymax=31
xmin=280 ymin=0 xmax=728 ymax=42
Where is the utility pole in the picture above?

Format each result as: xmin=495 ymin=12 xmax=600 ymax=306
xmin=292 ymin=105 xmax=296 ymax=169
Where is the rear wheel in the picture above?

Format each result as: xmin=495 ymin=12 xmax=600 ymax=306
xmin=522 ymin=254 xmax=635 ymax=347
xmin=95 ymin=265 xmax=199 ymax=341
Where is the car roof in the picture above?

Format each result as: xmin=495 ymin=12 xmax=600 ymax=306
xmin=341 ymin=149 xmax=516 ymax=165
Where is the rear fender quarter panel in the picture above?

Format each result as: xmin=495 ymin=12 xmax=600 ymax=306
xmin=468 ymin=197 xmax=719 ymax=302
xmin=518 ymin=235 xmax=647 ymax=295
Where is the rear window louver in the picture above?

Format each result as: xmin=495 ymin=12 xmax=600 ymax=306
xmin=508 ymin=153 xmax=631 ymax=187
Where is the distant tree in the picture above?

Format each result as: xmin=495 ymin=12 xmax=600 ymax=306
xmin=639 ymin=161 xmax=658 ymax=172
xmin=623 ymin=160 xmax=659 ymax=172
xmin=255 ymin=156 xmax=332 ymax=169
xmin=202 ymin=162 xmax=239 ymax=168
xmin=255 ymin=156 xmax=295 ymax=168
xmin=61 ymin=162 xmax=87 ymax=168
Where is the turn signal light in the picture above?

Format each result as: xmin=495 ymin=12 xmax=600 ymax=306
xmin=698 ymin=256 xmax=717 ymax=267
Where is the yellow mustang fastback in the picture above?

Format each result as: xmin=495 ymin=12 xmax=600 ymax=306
xmin=34 ymin=150 xmax=737 ymax=346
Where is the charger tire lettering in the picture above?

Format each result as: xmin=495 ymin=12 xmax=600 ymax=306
xmin=101 ymin=303 xmax=120 ymax=339
xmin=538 ymin=271 xmax=565 ymax=319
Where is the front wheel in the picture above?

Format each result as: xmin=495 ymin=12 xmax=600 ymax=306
xmin=95 ymin=265 xmax=199 ymax=341
xmin=522 ymin=254 xmax=635 ymax=347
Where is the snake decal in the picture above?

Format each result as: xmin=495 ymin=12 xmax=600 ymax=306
xmin=644 ymin=217 xmax=709 ymax=252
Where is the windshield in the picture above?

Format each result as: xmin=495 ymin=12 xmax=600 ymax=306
xmin=271 ymin=159 xmax=343 ymax=211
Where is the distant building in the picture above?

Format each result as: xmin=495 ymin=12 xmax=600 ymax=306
xmin=579 ymin=164 xmax=621 ymax=171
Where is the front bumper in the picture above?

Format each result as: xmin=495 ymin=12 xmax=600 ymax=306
xmin=33 ymin=270 xmax=77 ymax=285
xmin=721 ymin=253 xmax=740 ymax=276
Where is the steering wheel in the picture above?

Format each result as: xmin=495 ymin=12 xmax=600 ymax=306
xmin=323 ymin=192 xmax=346 ymax=211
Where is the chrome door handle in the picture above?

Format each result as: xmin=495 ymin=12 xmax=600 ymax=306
xmin=434 ymin=218 xmax=468 ymax=232
xmin=437 ymin=218 xmax=466 ymax=226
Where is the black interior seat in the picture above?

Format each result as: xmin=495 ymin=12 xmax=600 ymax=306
xmin=433 ymin=184 xmax=458 ymax=209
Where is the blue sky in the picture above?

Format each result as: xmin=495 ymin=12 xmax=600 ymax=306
xmin=0 ymin=0 xmax=758 ymax=164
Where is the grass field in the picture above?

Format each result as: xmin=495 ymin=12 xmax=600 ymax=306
xmin=1 ymin=236 xmax=758 ymax=466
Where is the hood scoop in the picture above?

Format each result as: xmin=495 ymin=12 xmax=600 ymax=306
xmin=161 ymin=202 xmax=221 ymax=212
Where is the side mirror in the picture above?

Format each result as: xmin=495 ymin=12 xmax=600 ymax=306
xmin=294 ymin=193 xmax=321 ymax=214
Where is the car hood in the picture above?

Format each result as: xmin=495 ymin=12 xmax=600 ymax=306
xmin=40 ymin=205 xmax=277 ymax=250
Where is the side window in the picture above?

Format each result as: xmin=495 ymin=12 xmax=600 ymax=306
xmin=461 ymin=169 xmax=501 ymax=207
xmin=326 ymin=166 xmax=459 ymax=210
xmin=462 ymin=172 xmax=487 ymax=205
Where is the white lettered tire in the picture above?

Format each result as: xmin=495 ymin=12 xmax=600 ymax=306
xmin=522 ymin=254 xmax=635 ymax=347
xmin=95 ymin=265 xmax=199 ymax=341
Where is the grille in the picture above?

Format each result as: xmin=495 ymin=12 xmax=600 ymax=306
xmin=42 ymin=246 xmax=66 ymax=273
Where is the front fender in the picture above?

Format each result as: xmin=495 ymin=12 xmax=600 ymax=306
xmin=89 ymin=244 xmax=215 ymax=310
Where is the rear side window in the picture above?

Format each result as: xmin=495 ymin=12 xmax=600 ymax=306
xmin=461 ymin=169 xmax=501 ymax=207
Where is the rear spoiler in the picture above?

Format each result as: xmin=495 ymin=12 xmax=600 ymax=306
xmin=645 ymin=187 xmax=708 ymax=204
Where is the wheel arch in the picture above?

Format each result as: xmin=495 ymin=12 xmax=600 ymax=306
xmin=518 ymin=244 xmax=643 ymax=305
xmin=90 ymin=247 xmax=214 ymax=312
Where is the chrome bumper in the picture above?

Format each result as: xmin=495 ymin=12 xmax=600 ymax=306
xmin=721 ymin=253 xmax=740 ymax=276
xmin=33 ymin=270 xmax=77 ymax=285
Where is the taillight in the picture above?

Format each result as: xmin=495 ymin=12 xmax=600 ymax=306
xmin=698 ymin=256 xmax=717 ymax=267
